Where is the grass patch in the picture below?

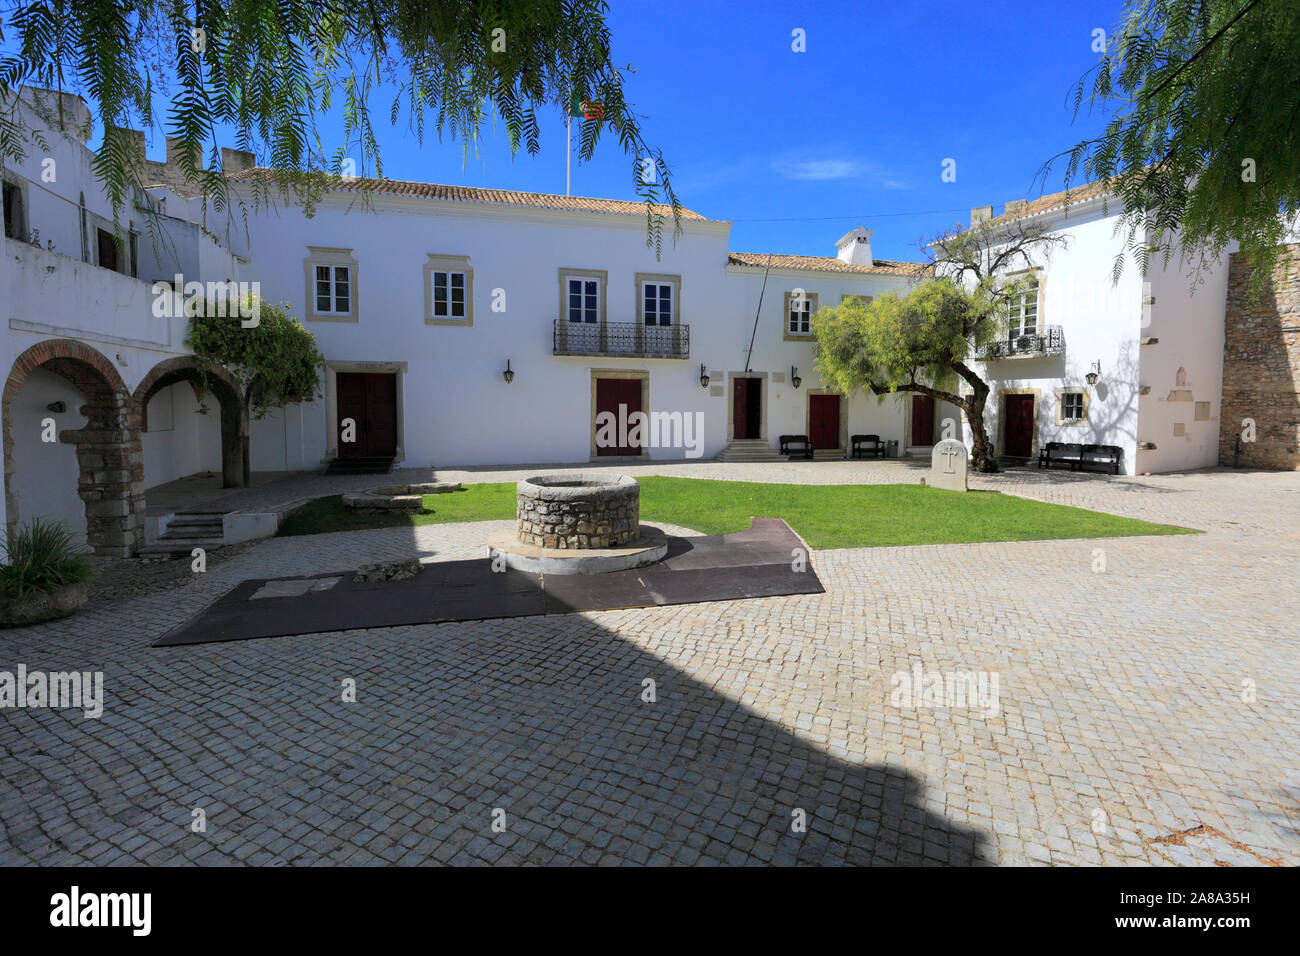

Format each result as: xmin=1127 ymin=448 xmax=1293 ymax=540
xmin=275 ymin=478 xmax=1196 ymax=550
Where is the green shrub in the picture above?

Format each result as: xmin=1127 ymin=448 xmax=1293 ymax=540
xmin=0 ymin=518 xmax=95 ymax=600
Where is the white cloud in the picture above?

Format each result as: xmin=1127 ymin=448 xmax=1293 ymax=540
xmin=773 ymin=158 xmax=869 ymax=180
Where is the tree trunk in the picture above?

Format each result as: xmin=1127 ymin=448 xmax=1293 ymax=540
xmin=240 ymin=395 xmax=252 ymax=488
xmin=966 ymin=396 xmax=999 ymax=473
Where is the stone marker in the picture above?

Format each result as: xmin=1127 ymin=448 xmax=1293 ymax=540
xmin=930 ymin=438 xmax=969 ymax=491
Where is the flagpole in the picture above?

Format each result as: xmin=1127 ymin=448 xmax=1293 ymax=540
xmin=566 ymin=108 xmax=571 ymax=197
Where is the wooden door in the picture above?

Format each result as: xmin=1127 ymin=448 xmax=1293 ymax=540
xmin=1004 ymin=394 xmax=1035 ymax=458
xmin=911 ymin=395 xmax=935 ymax=446
xmin=337 ymin=372 xmax=397 ymax=458
xmin=595 ymin=377 xmax=642 ymax=456
xmin=809 ymin=395 xmax=840 ymax=449
xmin=733 ymin=378 xmax=761 ymax=439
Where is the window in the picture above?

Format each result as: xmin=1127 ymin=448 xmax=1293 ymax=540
xmin=643 ymin=281 xmax=673 ymax=326
xmin=783 ymin=290 xmax=818 ymax=339
xmin=315 ymin=264 xmax=351 ymax=314
xmin=1062 ymin=392 xmax=1084 ymax=422
xmin=1055 ymin=387 xmax=1088 ymax=425
xmin=568 ymin=276 xmax=601 ymax=323
xmin=841 ymin=293 xmax=873 ymax=307
xmin=97 ymin=229 xmax=120 ymax=272
xmin=2 ymin=180 xmax=24 ymax=241
xmin=425 ymin=255 xmax=474 ymax=326
xmin=1008 ymin=274 xmax=1039 ymax=338
xmin=432 ymin=270 xmax=466 ymax=318
xmin=304 ymin=247 xmax=359 ymax=322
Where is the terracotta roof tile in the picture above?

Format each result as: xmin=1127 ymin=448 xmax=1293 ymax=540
xmin=727 ymin=252 xmax=931 ymax=277
xmin=982 ymin=179 xmax=1113 ymax=229
xmin=224 ymin=167 xmax=709 ymax=220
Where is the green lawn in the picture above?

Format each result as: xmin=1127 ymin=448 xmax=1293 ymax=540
xmin=276 ymin=477 xmax=1196 ymax=549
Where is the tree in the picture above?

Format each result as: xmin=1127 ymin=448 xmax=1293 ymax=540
xmin=1042 ymin=0 xmax=1300 ymax=290
xmin=185 ymin=297 xmax=324 ymax=486
xmin=0 ymin=0 xmax=683 ymax=254
xmin=812 ymin=221 xmax=1065 ymax=473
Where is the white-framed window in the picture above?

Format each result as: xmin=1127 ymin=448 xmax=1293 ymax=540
xmin=315 ymin=264 xmax=352 ymax=315
xmin=1008 ymin=274 xmax=1039 ymax=338
xmin=568 ymin=276 xmax=601 ymax=323
xmin=432 ymin=269 xmax=467 ymax=319
xmin=1061 ymin=391 xmax=1084 ymax=422
xmin=785 ymin=290 xmax=817 ymax=337
xmin=642 ymin=280 xmax=673 ymax=326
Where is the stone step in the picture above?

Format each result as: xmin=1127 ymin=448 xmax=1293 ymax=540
xmin=138 ymin=538 xmax=225 ymax=557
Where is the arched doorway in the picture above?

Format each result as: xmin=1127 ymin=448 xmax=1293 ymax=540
xmin=132 ymin=357 xmax=246 ymax=489
xmin=2 ymin=339 xmax=144 ymax=557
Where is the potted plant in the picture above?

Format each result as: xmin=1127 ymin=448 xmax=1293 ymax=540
xmin=0 ymin=518 xmax=95 ymax=627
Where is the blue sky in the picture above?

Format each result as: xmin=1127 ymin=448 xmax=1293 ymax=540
xmin=57 ymin=0 xmax=1128 ymax=263
xmin=366 ymin=0 xmax=1126 ymax=262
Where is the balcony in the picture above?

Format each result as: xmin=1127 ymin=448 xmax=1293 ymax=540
xmin=553 ymin=319 xmax=690 ymax=359
xmin=987 ymin=324 xmax=1065 ymax=360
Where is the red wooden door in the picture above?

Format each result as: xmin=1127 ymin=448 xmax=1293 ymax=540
xmin=337 ymin=372 xmax=397 ymax=457
xmin=1004 ymin=394 xmax=1035 ymax=458
xmin=809 ymin=395 xmax=840 ymax=449
xmin=733 ymin=378 xmax=761 ymax=439
xmin=595 ymin=378 xmax=642 ymax=456
xmin=911 ymin=395 xmax=935 ymax=446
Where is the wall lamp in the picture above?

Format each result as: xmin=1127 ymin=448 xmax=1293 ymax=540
xmin=1085 ymin=360 xmax=1101 ymax=386
xmin=791 ymin=366 xmax=802 ymax=389
xmin=699 ymin=364 xmax=710 ymax=389
xmin=503 ymin=359 xmax=515 ymax=384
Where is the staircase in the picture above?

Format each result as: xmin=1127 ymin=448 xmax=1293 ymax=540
xmin=324 ymin=456 xmax=395 ymax=475
xmin=138 ymin=511 xmax=227 ymax=558
xmin=714 ymin=439 xmax=785 ymax=463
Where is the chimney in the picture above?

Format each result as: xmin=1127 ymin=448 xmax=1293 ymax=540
xmin=221 ymin=147 xmax=255 ymax=173
xmin=970 ymin=205 xmax=993 ymax=226
xmin=835 ymin=227 xmax=874 ymax=266
xmin=165 ymin=136 xmax=202 ymax=171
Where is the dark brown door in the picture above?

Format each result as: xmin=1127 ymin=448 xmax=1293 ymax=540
xmin=337 ymin=372 xmax=398 ymax=458
xmin=911 ymin=395 xmax=935 ymax=446
xmin=809 ymin=394 xmax=840 ymax=449
xmin=1004 ymin=394 xmax=1035 ymax=458
xmin=595 ymin=377 xmax=642 ymax=456
xmin=733 ymin=378 xmax=761 ymax=439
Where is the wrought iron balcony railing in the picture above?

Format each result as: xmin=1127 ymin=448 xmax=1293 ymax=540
xmin=553 ymin=319 xmax=690 ymax=359
xmin=987 ymin=324 xmax=1065 ymax=359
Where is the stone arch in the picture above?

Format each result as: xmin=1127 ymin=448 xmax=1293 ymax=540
xmin=3 ymin=338 xmax=144 ymax=556
xmin=132 ymin=356 xmax=246 ymax=488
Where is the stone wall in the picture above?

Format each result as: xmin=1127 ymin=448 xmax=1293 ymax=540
xmin=516 ymin=475 xmax=639 ymax=549
xmin=1219 ymin=245 xmax=1300 ymax=469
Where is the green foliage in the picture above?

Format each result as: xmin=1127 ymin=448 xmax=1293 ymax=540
xmin=0 ymin=517 xmax=95 ymax=599
xmin=1046 ymin=0 xmax=1300 ymax=289
xmin=0 ymin=1 xmax=682 ymax=253
xmin=812 ymin=280 xmax=995 ymax=399
xmin=184 ymin=297 xmax=324 ymax=419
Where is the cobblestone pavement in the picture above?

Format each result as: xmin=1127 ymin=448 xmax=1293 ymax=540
xmin=2 ymin=465 xmax=1297 ymax=865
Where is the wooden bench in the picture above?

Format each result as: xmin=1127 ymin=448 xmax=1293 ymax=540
xmin=850 ymin=434 xmax=886 ymax=459
xmin=1080 ymin=443 xmax=1123 ymax=475
xmin=779 ymin=434 xmax=813 ymax=459
xmin=1038 ymin=441 xmax=1083 ymax=470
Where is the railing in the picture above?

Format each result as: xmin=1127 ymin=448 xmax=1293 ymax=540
xmin=553 ymin=319 xmax=690 ymax=359
xmin=987 ymin=324 xmax=1065 ymax=359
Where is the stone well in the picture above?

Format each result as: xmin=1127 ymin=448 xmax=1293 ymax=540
xmin=516 ymin=473 xmax=639 ymax=549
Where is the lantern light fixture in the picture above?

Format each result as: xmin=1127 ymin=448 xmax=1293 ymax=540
xmin=699 ymin=364 xmax=710 ymax=389
xmin=503 ymin=359 xmax=515 ymax=384
xmin=791 ymin=366 xmax=802 ymax=389
xmin=1085 ymin=360 xmax=1101 ymax=386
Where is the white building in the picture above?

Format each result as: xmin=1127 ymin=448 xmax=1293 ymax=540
xmin=0 ymin=87 xmax=1242 ymax=555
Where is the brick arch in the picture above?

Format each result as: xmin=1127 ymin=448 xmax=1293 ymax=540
xmin=3 ymin=338 xmax=144 ymax=556
xmin=132 ymin=356 xmax=247 ymax=489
